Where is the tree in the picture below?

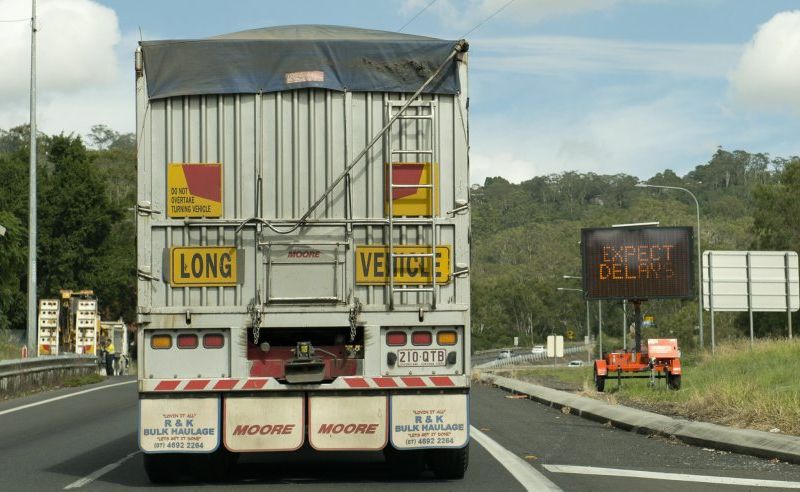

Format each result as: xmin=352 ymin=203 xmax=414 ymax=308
xmin=86 ymin=124 xmax=120 ymax=150
xmin=0 ymin=212 xmax=26 ymax=331
xmin=752 ymin=159 xmax=800 ymax=250
xmin=38 ymin=134 xmax=115 ymax=296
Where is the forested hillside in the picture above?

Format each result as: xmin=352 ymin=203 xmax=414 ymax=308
xmin=0 ymin=124 xmax=798 ymax=353
xmin=471 ymin=150 xmax=800 ymax=350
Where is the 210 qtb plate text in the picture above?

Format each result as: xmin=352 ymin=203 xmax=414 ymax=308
xmin=397 ymin=349 xmax=446 ymax=367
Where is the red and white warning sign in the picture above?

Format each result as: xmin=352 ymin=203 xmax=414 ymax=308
xmin=223 ymin=396 xmax=304 ymax=452
xmin=140 ymin=398 xmax=219 ymax=453
xmin=167 ymin=163 xmax=223 ymax=218
xmin=390 ymin=394 xmax=468 ymax=449
xmin=308 ymin=395 xmax=388 ymax=451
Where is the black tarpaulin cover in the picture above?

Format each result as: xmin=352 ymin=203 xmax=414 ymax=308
xmin=140 ymin=25 xmax=464 ymax=100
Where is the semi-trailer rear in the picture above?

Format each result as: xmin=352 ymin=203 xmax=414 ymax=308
xmin=136 ymin=25 xmax=471 ymax=482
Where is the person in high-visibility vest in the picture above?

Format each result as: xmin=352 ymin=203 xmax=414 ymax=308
xmin=105 ymin=339 xmax=116 ymax=376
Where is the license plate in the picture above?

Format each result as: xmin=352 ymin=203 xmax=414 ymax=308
xmin=397 ymin=349 xmax=447 ymax=367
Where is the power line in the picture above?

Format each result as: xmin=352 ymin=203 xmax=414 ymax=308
xmin=460 ymin=0 xmax=517 ymax=38
xmin=0 ymin=17 xmax=31 ymax=23
xmin=398 ymin=0 xmax=438 ymax=32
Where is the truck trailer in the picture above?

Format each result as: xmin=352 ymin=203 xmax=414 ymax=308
xmin=136 ymin=25 xmax=471 ymax=482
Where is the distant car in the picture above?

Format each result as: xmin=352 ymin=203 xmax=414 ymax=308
xmin=531 ymin=345 xmax=546 ymax=355
xmin=567 ymin=360 xmax=584 ymax=367
xmin=497 ymin=349 xmax=513 ymax=359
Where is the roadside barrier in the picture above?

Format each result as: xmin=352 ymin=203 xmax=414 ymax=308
xmin=0 ymin=355 xmax=98 ymax=397
xmin=474 ymin=345 xmax=588 ymax=370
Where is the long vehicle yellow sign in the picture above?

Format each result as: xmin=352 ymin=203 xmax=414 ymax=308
xmin=170 ymin=247 xmax=238 ymax=286
xmin=355 ymin=245 xmax=451 ymax=285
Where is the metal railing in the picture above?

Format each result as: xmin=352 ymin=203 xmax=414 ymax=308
xmin=474 ymin=345 xmax=589 ymax=370
xmin=0 ymin=355 xmax=97 ymax=380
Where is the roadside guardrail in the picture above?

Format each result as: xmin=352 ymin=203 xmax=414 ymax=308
xmin=0 ymin=355 xmax=98 ymax=397
xmin=475 ymin=345 xmax=589 ymax=370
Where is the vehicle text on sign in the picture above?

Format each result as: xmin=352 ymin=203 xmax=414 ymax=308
xmin=581 ymin=227 xmax=693 ymax=300
xmin=167 ymin=163 xmax=222 ymax=218
xmin=170 ymin=247 xmax=238 ymax=286
xmin=355 ymin=245 xmax=451 ymax=285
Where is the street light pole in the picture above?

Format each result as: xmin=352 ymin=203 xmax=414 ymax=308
xmin=636 ymin=183 xmax=703 ymax=350
xmin=561 ymin=275 xmax=592 ymax=362
xmin=585 ymin=300 xmax=590 ymax=363
xmin=27 ymin=0 xmax=38 ymax=357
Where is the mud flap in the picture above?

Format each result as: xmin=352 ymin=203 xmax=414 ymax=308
xmin=223 ymin=395 xmax=304 ymax=452
xmin=308 ymin=395 xmax=388 ymax=451
xmin=390 ymin=393 xmax=469 ymax=449
xmin=139 ymin=397 xmax=220 ymax=453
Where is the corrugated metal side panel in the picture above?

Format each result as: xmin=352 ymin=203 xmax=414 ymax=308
xmin=138 ymin=87 xmax=469 ymax=311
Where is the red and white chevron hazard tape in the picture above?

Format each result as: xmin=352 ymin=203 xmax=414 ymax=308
xmin=142 ymin=375 xmax=467 ymax=392
xmin=342 ymin=376 xmax=457 ymax=388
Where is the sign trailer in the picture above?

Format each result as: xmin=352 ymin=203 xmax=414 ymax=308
xmin=581 ymin=226 xmax=691 ymax=392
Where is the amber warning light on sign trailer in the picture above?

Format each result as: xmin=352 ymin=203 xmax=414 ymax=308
xmin=581 ymin=227 xmax=693 ymax=300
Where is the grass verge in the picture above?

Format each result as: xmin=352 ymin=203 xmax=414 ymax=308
xmin=494 ymin=338 xmax=800 ymax=436
xmin=62 ymin=373 xmax=105 ymax=387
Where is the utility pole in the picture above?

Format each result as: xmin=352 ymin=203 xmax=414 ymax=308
xmin=27 ymin=0 xmax=38 ymax=356
xmin=636 ymin=183 xmax=703 ymax=349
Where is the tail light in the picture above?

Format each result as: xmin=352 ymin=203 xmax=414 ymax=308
xmin=411 ymin=331 xmax=432 ymax=346
xmin=177 ymin=334 xmax=198 ymax=349
xmin=203 ymin=333 xmax=225 ymax=349
xmin=151 ymin=334 xmax=172 ymax=349
xmin=386 ymin=331 xmax=407 ymax=346
xmin=437 ymin=331 xmax=457 ymax=345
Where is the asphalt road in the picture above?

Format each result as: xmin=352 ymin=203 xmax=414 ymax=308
xmin=2 ymin=377 xmax=800 ymax=490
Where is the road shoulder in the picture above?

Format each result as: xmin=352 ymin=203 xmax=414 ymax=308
xmin=479 ymin=373 xmax=800 ymax=465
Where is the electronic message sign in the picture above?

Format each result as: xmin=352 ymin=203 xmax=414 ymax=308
xmin=581 ymin=227 xmax=694 ymax=300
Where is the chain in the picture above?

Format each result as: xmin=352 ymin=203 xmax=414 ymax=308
xmin=248 ymin=291 xmax=262 ymax=345
xmin=348 ymin=298 xmax=362 ymax=342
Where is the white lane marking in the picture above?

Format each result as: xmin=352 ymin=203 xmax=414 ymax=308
xmin=543 ymin=464 xmax=800 ymax=489
xmin=64 ymin=451 xmax=141 ymax=489
xmin=470 ymin=426 xmax=561 ymax=492
xmin=0 ymin=380 xmax=136 ymax=417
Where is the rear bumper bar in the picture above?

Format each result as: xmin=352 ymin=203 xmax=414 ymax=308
xmin=139 ymin=375 xmax=470 ymax=393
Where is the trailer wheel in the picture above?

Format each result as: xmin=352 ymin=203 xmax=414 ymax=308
xmin=428 ymin=445 xmax=469 ymax=480
xmin=667 ymin=373 xmax=681 ymax=390
xmin=594 ymin=369 xmax=606 ymax=392
xmin=197 ymin=448 xmax=238 ymax=481
xmin=383 ymin=445 xmax=426 ymax=478
xmin=143 ymin=453 xmax=179 ymax=483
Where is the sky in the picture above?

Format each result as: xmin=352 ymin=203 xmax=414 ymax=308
xmin=1 ymin=0 xmax=799 ymax=184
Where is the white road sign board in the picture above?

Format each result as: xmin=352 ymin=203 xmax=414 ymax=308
xmin=703 ymin=251 xmax=798 ymax=312
xmin=547 ymin=335 xmax=564 ymax=358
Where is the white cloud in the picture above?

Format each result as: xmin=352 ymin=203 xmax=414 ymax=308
xmin=401 ymin=0 xmax=642 ymax=32
xmin=0 ymin=0 xmax=128 ymax=134
xmin=470 ymin=93 xmax=720 ymax=184
xmin=474 ymin=36 xmax=742 ymax=78
xmin=729 ymin=10 xmax=800 ymax=113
